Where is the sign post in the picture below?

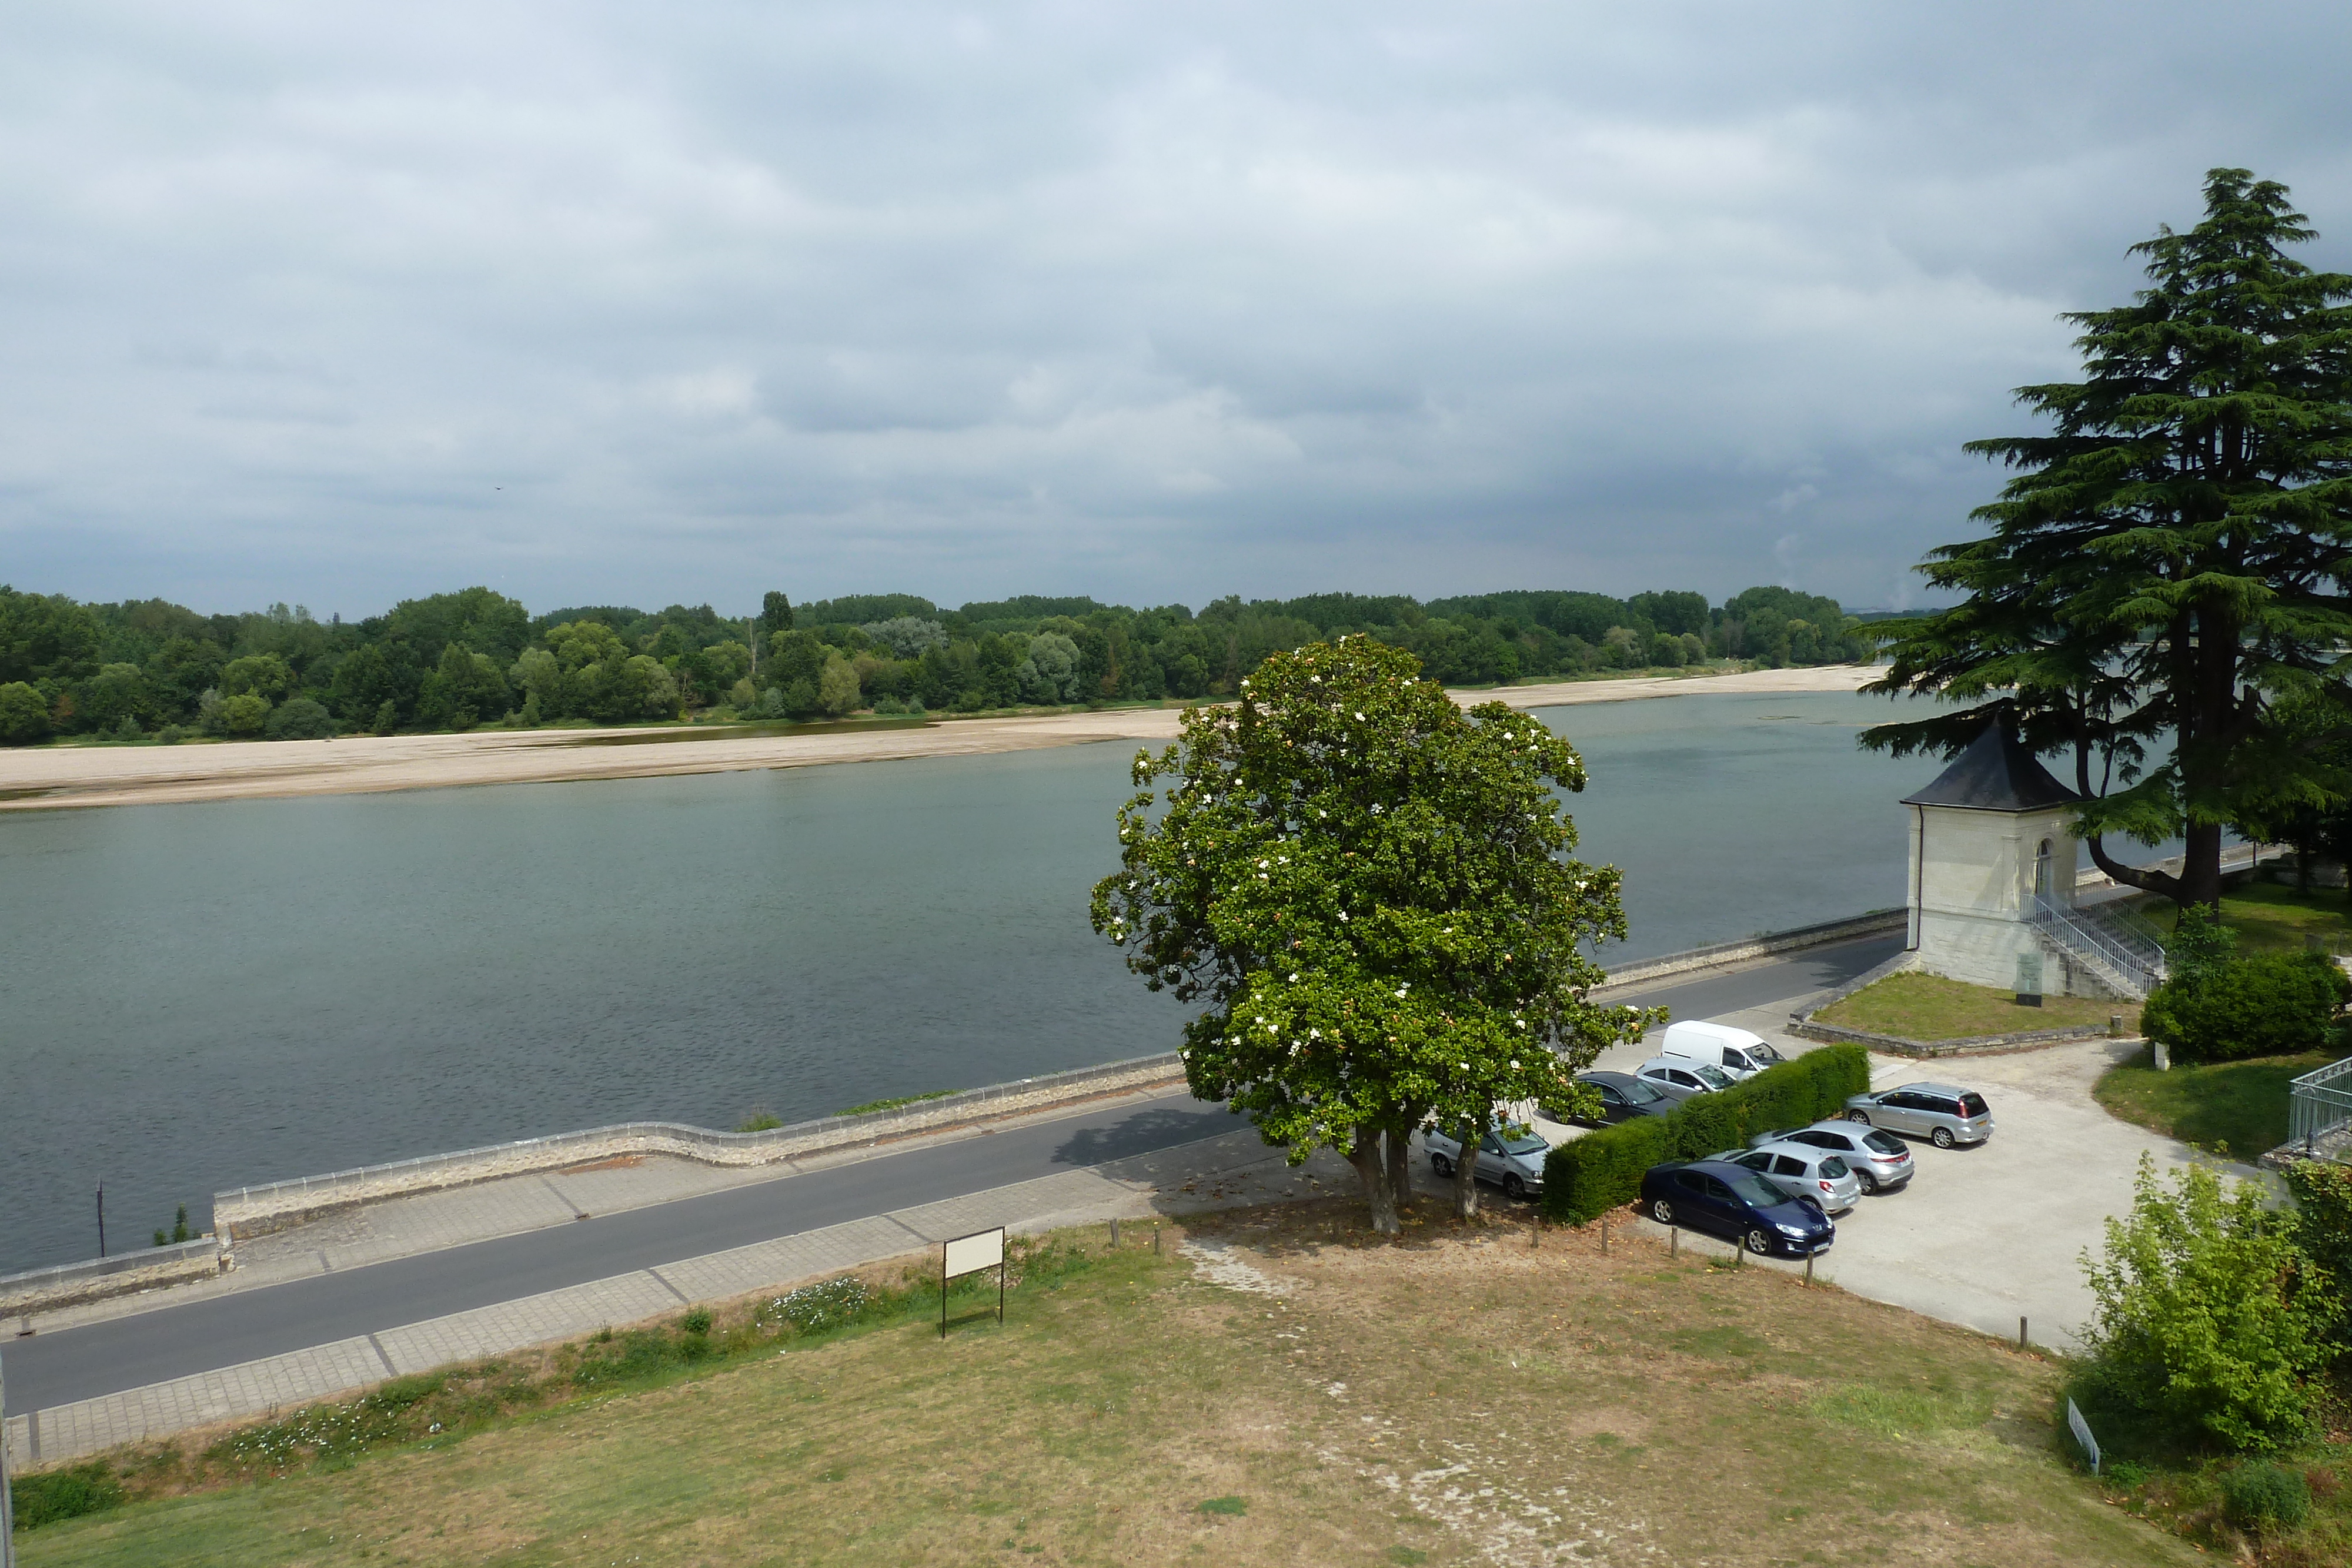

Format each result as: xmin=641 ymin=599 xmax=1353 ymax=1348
xmin=941 ymin=1226 xmax=1007 ymax=1339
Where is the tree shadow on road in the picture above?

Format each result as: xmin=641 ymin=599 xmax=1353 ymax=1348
xmin=1049 ymin=1103 xmax=1248 ymax=1167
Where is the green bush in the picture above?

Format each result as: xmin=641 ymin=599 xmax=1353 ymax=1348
xmin=2080 ymin=1154 xmax=2336 ymax=1452
xmin=2140 ymin=950 xmax=2349 ymax=1064
xmin=263 ymin=697 xmax=338 ymax=740
xmin=2283 ymin=1158 xmax=2352 ymax=1350
xmin=2221 ymin=1460 xmax=2311 ymax=1528
xmin=1540 ymin=1044 xmax=1871 ymax=1222
xmin=11 ymin=1460 xmax=125 ymax=1529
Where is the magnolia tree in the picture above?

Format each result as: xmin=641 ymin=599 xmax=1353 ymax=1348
xmin=1090 ymin=636 xmax=1652 ymax=1232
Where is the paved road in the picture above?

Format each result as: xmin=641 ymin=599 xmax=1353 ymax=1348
xmin=2 ymin=937 xmax=1893 ymax=1420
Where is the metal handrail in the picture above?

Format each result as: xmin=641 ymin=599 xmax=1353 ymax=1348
xmin=2289 ymin=1056 xmax=2352 ymax=1152
xmin=2032 ymin=895 xmax=2166 ymax=994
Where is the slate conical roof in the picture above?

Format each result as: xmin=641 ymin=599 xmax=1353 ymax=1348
xmin=1899 ymin=723 xmax=2080 ymax=812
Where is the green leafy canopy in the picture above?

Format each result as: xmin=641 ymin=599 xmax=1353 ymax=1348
xmin=1090 ymin=636 xmax=1651 ymax=1174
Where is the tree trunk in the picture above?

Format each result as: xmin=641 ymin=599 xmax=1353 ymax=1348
xmin=1345 ymin=1126 xmax=1400 ymax=1235
xmin=2179 ymin=818 xmax=2225 ymax=911
xmin=1385 ymin=1120 xmax=1415 ymax=1217
xmin=1451 ymin=1136 xmax=1481 ymax=1219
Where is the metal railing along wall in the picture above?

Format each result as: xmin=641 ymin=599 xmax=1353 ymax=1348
xmin=213 ymin=1051 xmax=1184 ymax=1225
xmin=2289 ymin=1056 xmax=2352 ymax=1153
xmin=2032 ymin=895 xmax=2166 ymax=997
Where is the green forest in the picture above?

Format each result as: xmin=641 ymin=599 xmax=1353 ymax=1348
xmin=0 ymin=581 xmax=1874 ymax=745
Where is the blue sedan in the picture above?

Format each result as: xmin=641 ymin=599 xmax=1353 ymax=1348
xmin=1637 ymin=1159 xmax=1836 ymax=1258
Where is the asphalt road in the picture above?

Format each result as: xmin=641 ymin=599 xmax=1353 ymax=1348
xmin=2 ymin=935 xmax=1896 ymax=1419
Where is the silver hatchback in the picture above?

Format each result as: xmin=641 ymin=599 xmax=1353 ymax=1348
xmin=1633 ymin=1056 xmax=1735 ymax=1104
xmin=1748 ymin=1121 xmax=1914 ymax=1194
xmin=1709 ymin=1142 xmax=1863 ymax=1216
xmin=1843 ymin=1082 xmax=1995 ymax=1149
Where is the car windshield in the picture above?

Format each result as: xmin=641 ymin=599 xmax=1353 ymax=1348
xmin=1501 ymin=1133 xmax=1548 ymax=1156
xmin=1960 ymin=1093 xmax=1990 ymax=1116
xmin=1820 ymin=1156 xmax=1849 ymax=1178
xmin=1620 ymin=1078 xmax=1665 ymax=1102
xmin=1723 ymin=1171 xmax=1787 ymax=1209
xmin=1748 ymin=1041 xmax=1786 ymax=1065
xmin=1694 ymin=1064 xmax=1734 ymax=1089
xmin=1863 ymin=1131 xmax=1905 ymax=1155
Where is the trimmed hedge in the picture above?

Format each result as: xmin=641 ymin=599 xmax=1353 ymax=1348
xmin=1540 ymin=1044 xmax=1872 ymax=1223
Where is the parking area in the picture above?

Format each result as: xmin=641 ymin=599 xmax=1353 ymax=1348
xmin=1513 ymin=974 xmax=2263 ymax=1353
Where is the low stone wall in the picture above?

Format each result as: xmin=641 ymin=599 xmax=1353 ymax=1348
xmin=1592 ymin=907 xmax=1908 ymax=995
xmin=0 ymin=1238 xmax=228 ymax=1319
xmin=213 ymin=1051 xmax=1186 ymax=1243
xmin=1788 ymin=1015 xmax=2125 ymax=1059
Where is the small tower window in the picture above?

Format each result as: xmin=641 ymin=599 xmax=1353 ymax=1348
xmin=2034 ymin=838 xmax=2053 ymax=900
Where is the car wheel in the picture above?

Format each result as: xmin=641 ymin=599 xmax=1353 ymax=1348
xmin=1856 ymin=1171 xmax=1879 ymax=1195
xmin=1649 ymin=1198 xmax=1673 ymax=1225
xmin=1430 ymin=1152 xmax=1453 ymax=1178
xmin=1932 ymin=1126 xmax=1956 ymax=1150
xmin=1745 ymin=1228 xmax=1773 ymax=1256
xmin=1504 ymin=1173 xmax=1527 ymax=1201
xmin=1846 ymin=1109 xmax=1873 ymax=1124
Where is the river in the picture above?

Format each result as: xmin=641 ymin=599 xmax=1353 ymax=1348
xmin=2 ymin=688 xmax=1944 ymax=1273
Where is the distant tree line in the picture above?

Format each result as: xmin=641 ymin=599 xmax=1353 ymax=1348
xmin=0 ymin=580 xmax=1874 ymax=744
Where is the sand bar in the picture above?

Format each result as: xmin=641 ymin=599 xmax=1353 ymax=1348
xmin=0 ymin=664 xmax=1877 ymax=813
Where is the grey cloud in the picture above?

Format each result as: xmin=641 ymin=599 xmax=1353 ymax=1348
xmin=3 ymin=1 xmax=2350 ymax=616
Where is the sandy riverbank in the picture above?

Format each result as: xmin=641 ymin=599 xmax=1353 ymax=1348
xmin=0 ymin=664 xmax=1878 ymax=812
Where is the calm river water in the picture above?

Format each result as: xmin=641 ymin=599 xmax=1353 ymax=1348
xmin=1 ymin=689 xmax=1939 ymax=1272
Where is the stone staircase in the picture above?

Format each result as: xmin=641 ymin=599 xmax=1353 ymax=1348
xmin=2031 ymin=895 xmax=2167 ymax=999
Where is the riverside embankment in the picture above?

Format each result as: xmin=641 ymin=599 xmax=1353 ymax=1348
xmin=0 ymin=665 xmax=1874 ymax=811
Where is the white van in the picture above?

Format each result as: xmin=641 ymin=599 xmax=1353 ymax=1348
xmin=1658 ymin=1019 xmax=1788 ymax=1081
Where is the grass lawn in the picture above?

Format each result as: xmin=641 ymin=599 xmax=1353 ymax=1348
xmin=13 ymin=1211 xmax=2196 ymax=1568
xmin=2150 ymin=881 xmax=2352 ymax=956
xmin=2092 ymin=1047 xmax=2335 ymax=1159
xmin=1816 ymin=971 xmax=2130 ymax=1042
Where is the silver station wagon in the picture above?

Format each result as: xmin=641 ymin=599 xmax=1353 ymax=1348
xmin=1843 ymin=1082 xmax=1995 ymax=1149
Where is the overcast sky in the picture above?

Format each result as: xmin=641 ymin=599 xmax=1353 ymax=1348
xmin=4 ymin=2 xmax=2348 ymax=620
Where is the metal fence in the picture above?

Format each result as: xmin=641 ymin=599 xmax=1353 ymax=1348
xmin=2289 ymin=1055 xmax=2352 ymax=1154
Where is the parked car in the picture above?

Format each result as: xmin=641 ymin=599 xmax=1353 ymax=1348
xmin=1545 ymin=1071 xmax=1671 ymax=1127
xmin=1425 ymin=1123 xmax=1551 ymax=1201
xmin=1658 ymin=1019 xmax=1788 ymax=1081
xmin=1634 ymin=1056 xmax=1735 ymax=1103
xmin=1748 ymin=1121 xmax=1914 ymax=1194
xmin=1843 ymin=1082 xmax=1995 ymax=1149
xmin=1637 ymin=1159 xmax=1836 ymax=1257
xmin=1708 ymin=1142 xmax=1863 ymax=1215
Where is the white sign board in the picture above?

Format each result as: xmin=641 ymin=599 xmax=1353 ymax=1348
xmin=944 ymin=1227 xmax=1004 ymax=1281
xmin=2066 ymin=1398 xmax=2100 ymax=1475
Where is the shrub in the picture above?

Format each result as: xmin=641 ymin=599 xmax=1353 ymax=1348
xmin=0 ymin=680 xmax=49 ymax=744
xmin=1541 ymin=1044 xmax=1870 ymax=1222
xmin=264 ymin=697 xmax=338 ymax=740
xmin=210 ymin=692 xmax=270 ymax=736
xmin=2283 ymin=1159 xmax=2352 ymax=1350
xmin=2140 ymin=950 xmax=2349 ymax=1062
xmin=9 ymin=1461 xmax=125 ymax=1529
xmin=2079 ymin=1154 xmax=2335 ymax=1451
xmin=2222 ymin=1460 xmax=2311 ymax=1529
xmin=679 ymin=1308 xmax=713 ymax=1336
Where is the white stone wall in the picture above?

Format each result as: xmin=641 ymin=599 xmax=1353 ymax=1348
xmin=1910 ymin=802 xmax=2101 ymax=997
